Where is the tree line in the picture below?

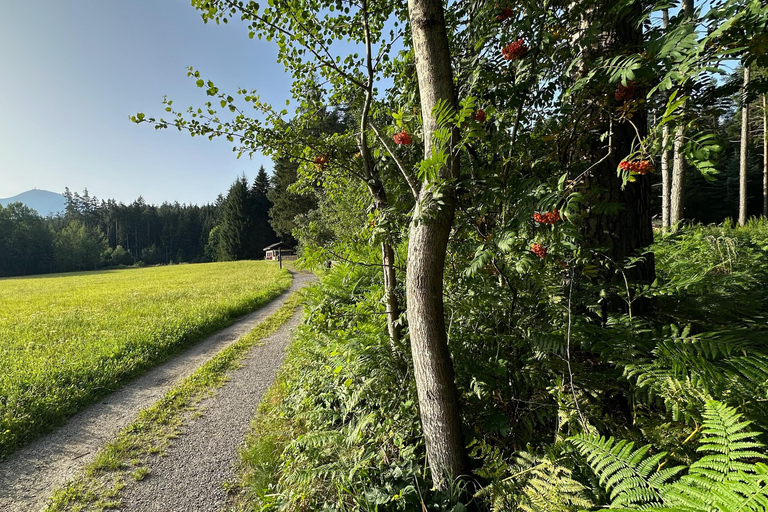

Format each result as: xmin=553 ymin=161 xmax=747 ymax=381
xmin=0 ymin=166 xmax=287 ymax=277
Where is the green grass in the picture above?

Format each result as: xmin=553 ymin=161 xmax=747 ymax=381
xmin=45 ymin=292 xmax=304 ymax=512
xmin=0 ymin=261 xmax=291 ymax=458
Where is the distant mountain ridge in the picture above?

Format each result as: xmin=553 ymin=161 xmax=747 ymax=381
xmin=0 ymin=189 xmax=66 ymax=217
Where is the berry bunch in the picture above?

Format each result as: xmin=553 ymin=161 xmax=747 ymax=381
xmin=472 ymin=109 xmax=486 ymax=122
xmin=619 ymin=159 xmax=654 ymax=175
xmin=614 ymin=82 xmax=635 ymax=101
xmin=530 ymin=243 xmax=547 ymax=259
xmin=393 ymin=131 xmax=413 ymax=145
xmin=495 ymin=7 xmax=514 ymax=21
xmin=533 ymin=210 xmax=561 ymax=224
xmin=502 ymin=39 xmax=528 ymax=61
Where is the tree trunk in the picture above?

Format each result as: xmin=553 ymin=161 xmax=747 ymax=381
xmin=669 ymin=0 xmax=694 ymax=230
xmin=407 ymin=0 xmax=467 ymax=490
xmin=739 ymin=65 xmax=750 ymax=226
xmin=365 ymin=180 xmax=403 ymax=348
xmin=359 ymin=1 xmax=402 ymax=349
xmin=577 ymin=1 xmax=655 ymax=314
xmin=670 ymin=124 xmax=686 ymax=228
xmin=763 ymin=94 xmax=767 ymax=218
xmin=661 ymin=8 xmax=671 ymax=230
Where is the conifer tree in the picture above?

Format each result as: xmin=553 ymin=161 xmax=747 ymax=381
xmin=218 ymin=176 xmax=252 ymax=260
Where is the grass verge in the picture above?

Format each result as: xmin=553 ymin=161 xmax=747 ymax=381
xmin=44 ymin=292 xmax=304 ymax=512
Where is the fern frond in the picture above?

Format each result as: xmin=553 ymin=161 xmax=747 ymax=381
xmin=693 ymin=401 xmax=765 ymax=478
xmin=570 ymin=434 xmax=684 ymax=508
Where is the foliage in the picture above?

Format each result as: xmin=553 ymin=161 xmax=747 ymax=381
xmin=232 ymin=263 xmax=482 ymax=511
xmin=0 ymin=261 xmax=290 ymax=458
xmin=572 ymin=401 xmax=768 ymax=512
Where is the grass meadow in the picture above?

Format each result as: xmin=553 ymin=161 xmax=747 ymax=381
xmin=0 ymin=261 xmax=291 ymax=458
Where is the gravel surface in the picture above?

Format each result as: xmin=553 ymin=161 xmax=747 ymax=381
xmin=0 ymin=270 xmax=314 ymax=512
xmin=117 ymin=307 xmax=306 ymax=512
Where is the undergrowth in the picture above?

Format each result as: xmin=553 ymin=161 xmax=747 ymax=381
xmin=234 ymin=220 xmax=768 ymax=511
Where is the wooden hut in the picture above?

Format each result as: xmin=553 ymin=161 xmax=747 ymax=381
xmin=263 ymin=241 xmax=296 ymax=261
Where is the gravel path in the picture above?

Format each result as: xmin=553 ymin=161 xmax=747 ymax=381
xmin=118 ymin=307 xmax=305 ymax=512
xmin=0 ymin=270 xmax=314 ymax=512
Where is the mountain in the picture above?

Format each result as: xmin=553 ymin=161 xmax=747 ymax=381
xmin=0 ymin=189 xmax=66 ymax=217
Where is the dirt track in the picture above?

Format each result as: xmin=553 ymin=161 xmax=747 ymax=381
xmin=0 ymin=271 xmax=313 ymax=512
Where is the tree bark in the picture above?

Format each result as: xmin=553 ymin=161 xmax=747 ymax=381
xmin=365 ymin=180 xmax=403 ymax=347
xmin=670 ymin=124 xmax=686 ymax=228
xmin=661 ymin=8 xmax=671 ymax=230
xmin=358 ymin=0 xmax=402 ymax=348
xmin=669 ymin=0 xmax=694 ymax=230
xmin=576 ymin=1 xmax=655 ymax=314
xmin=763 ymin=94 xmax=768 ymax=218
xmin=739 ymin=65 xmax=750 ymax=226
xmin=406 ymin=0 xmax=467 ymax=490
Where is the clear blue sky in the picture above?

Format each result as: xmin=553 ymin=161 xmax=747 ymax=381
xmin=0 ymin=0 xmax=293 ymax=205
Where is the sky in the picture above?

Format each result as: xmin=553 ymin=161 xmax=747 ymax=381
xmin=0 ymin=0 xmax=294 ymax=206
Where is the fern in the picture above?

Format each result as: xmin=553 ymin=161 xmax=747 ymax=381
xmin=569 ymin=434 xmax=684 ymax=508
xmin=477 ymin=451 xmax=593 ymax=512
xmin=573 ymin=401 xmax=768 ymax=512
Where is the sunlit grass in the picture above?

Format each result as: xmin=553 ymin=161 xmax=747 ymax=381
xmin=0 ymin=261 xmax=291 ymax=458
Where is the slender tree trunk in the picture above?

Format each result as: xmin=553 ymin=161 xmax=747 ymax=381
xmin=739 ymin=65 xmax=750 ymax=226
xmin=407 ymin=0 xmax=467 ymax=490
xmin=381 ymin=241 xmax=401 ymax=344
xmin=359 ymin=0 xmax=401 ymax=349
xmin=670 ymin=125 xmax=686 ymax=228
xmin=763 ymin=94 xmax=767 ymax=218
xmin=661 ymin=8 xmax=671 ymax=230
xmin=366 ymin=181 xmax=403 ymax=347
xmin=669 ymin=0 xmax=694 ymax=230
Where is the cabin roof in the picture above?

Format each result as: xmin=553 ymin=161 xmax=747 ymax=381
xmin=263 ymin=241 xmax=295 ymax=251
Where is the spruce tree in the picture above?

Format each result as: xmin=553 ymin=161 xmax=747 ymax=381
xmin=218 ymin=176 xmax=251 ymax=260
xmin=250 ymin=166 xmax=278 ymax=257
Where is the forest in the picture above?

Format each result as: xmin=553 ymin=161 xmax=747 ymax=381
xmin=0 ymin=166 xmax=283 ymax=277
xmin=9 ymin=0 xmax=768 ymax=509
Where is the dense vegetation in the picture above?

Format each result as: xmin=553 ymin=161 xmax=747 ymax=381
xmin=0 ymin=166 xmax=282 ymax=277
xmin=232 ymin=221 xmax=768 ymax=510
xmin=122 ymin=0 xmax=768 ymax=509
xmin=0 ymin=261 xmax=290 ymax=458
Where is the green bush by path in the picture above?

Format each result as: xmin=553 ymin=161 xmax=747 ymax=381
xmin=0 ymin=261 xmax=291 ymax=458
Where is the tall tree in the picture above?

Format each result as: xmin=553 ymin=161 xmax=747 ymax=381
xmin=250 ymin=165 xmax=279 ymax=256
xmin=218 ymin=176 xmax=252 ymax=260
xmin=670 ymin=0 xmax=695 ymax=229
xmin=661 ymin=8 xmax=672 ymax=230
xmin=739 ymin=65 xmax=750 ymax=226
xmin=268 ymin=156 xmax=316 ymax=244
xmin=406 ymin=0 xmax=467 ymax=489
xmin=571 ymin=0 xmax=655 ymax=313
xmin=764 ymin=93 xmax=767 ymax=217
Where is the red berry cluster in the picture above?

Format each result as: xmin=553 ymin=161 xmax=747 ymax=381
xmin=530 ymin=243 xmax=547 ymax=259
xmin=533 ymin=210 xmax=562 ymax=225
xmin=502 ymin=39 xmax=528 ymax=61
xmin=619 ymin=159 xmax=654 ymax=175
xmin=495 ymin=7 xmax=514 ymax=21
xmin=472 ymin=109 xmax=486 ymax=122
xmin=314 ymin=155 xmax=329 ymax=168
xmin=614 ymin=82 xmax=635 ymax=102
xmin=393 ymin=131 xmax=413 ymax=145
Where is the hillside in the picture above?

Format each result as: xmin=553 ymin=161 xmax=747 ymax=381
xmin=0 ymin=189 xmax=65 ymax=217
